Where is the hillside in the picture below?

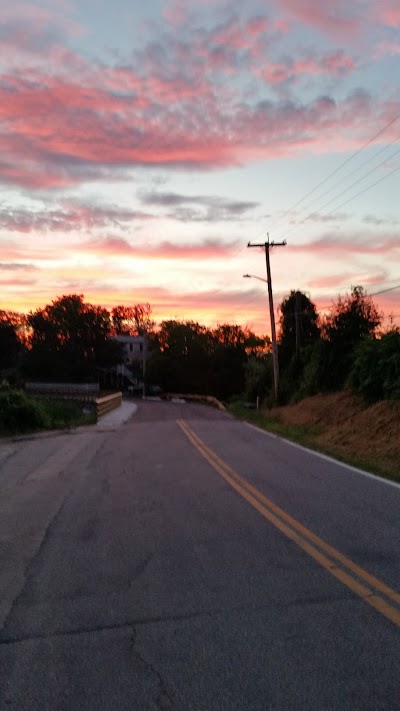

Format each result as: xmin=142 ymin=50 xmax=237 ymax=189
xmin=227 ymin=391 xmax=400 ymax=482
xmin=263 ymin=391 xmax=400 ymax=481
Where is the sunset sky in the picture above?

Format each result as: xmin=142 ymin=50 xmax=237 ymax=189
xmin=1 ymin=0 xmax=399 ymax=334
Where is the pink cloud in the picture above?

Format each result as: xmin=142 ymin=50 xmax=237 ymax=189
xmin=374 ymin=40 xmax=400 ymax=58
xmin=271 ymin=0 xmax=363 ymax=37
xmin=259 ymin=49 xmax=356 ymax=84
xmin=376 ymin=0 xmax=400 ymax=27
xmin=308 ymin=271 xmax=390 ymax=289
xmin=209 ymin=15 xmax=269 ymax=51
xmin=0 ymin=9 xmax=396 ymax=191
xmin=79 ymin=237 xmax=239 ymax=260
xmin=0 ymin=58 xmax=396 ymax=190
xmin=289 ymin=235 xmax=400 ymax=259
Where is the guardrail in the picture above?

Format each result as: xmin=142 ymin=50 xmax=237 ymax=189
xmin=26 ymin=382 xmax=100 ymax=403
xmin=95 ymin=392 xmax=123 ymax=420
xmin=165 ymin=393 xmax=225 ymax=411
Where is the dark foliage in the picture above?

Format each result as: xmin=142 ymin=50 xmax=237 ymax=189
xmin=278 ymin=291 xmax=320 ymax=370
xmin=0 ymin=386 xmax=50 ymax=433
xmin=147 ymin=320 xmax=268 ymax=399
xmin=24 ymin=294 xmax=123 ymax=381
xmin=322 ymin=286 xmax=382 ymax=389
xmin=350 ymin=330 xmax=400 ymax=401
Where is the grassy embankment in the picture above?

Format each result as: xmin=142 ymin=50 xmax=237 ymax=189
xmin=228 ymin=390 xmax=400 ymax=483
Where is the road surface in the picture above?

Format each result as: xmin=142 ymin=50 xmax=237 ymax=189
xmin=0 ymin=400 xmax=399 ymax=710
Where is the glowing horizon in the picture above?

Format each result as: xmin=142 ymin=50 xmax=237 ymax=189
xmin=1 ymin=0 xmax=399 ymax=334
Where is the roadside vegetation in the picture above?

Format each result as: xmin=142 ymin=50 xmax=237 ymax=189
xmin=0 ymin=287 xmax=399 ymax=465
xmin=0 ymin=384 xmax=95 ymax=436
xmin=229 ymin=393 xmax=400 ymax=482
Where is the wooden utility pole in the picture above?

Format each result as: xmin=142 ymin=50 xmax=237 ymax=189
xmin=247 ymin=236 xmax=286 ymax=400
xmin=295 ymin=290 xmax=301 ymax=354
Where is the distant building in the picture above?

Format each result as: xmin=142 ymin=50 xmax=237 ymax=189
xmin=112 ymin=335 xmax=144 ymax=366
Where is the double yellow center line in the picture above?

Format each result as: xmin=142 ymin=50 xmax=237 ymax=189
xmin=177 ymin=419 xmax=400 ymax=627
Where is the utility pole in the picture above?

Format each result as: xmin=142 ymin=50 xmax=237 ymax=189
xmin=295 ymin=290 xmax=301 ymax=354
xmin=142 ymin=332 xmax=146 ymax=399
xmin=247 ymin=236 xmax=286 ymax=400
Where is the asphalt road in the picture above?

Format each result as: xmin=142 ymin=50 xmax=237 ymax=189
xmin=0 ymin=400 xmax=399 ymax=710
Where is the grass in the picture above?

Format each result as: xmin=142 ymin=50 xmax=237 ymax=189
xmin=227 ymin=397 xmax=400 ymax=483
xmin=37 ymin=398 xmax=96 ymax=430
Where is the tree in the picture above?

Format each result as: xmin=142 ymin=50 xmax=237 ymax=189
xmin=350 ymin=330 xmax=400 ymax=401
xmin=278 ymin=291 xmax=320 ymax=368
xmin=147 ymin=321 xmax=268 ymax=399
xmin=244 ymin=354 xmax=273 ymax=402
xmin=148 ymin=320 xmax=212 ymax=393
xmin=25 ymin=294 xmax=122 ymax=381
xmin=111 ymin=303 xmax=154 ymax=336
xmin=210 ymin=325 xmax=266 ymax=398
xmin=0 ymin=311 xmax=23 ymax=372
xmin=322 ymin=286 xmax=382 ymax=388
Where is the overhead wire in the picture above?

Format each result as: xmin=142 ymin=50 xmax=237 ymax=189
xmin=295 ymin=132 xmax=400 ymax=212
xmin=369 ymin=283 xmax=400 ymax=296
xmin=274 ymin=158 xmax=400 ymax=243
xmin=319 ymin=163 xmax=400 ymax=219
xmin=277 ymin=146 xmax=400 ymax=239
xmin=263 ymin=110 xmax=400 ymax=236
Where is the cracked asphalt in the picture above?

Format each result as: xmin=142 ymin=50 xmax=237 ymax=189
xmin=0 ymin=400 xmax=399 ymax=710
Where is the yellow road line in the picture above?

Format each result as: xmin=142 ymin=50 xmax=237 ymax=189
xmin=177 ymin=419 xmax=400 ymax=627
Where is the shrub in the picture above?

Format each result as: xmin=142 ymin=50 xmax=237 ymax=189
xmin=0 ymin=385 xmax=50 ymax=433
xmin=350 ymin=331 xmax=400 ymax=401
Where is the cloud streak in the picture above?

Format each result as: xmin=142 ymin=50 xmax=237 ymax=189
xmin=79 ymin=237 xmax=240 ymax=260
xmin=0 ymin=203 xmax=155 ymax=233
xmin=139 ymin=191 xmax=259 ymax=221
xmin=289 ymin=234 xmax=400 ymax=259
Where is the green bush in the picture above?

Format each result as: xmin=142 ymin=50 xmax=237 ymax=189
xmin=0 ymin=385 xmax=96 ymax=435
xmin=244 ymin=355 xmax=272 ymax=402
xmin=350 ymin=331 xmax=400 ymax=401
xmin=293 ymin=340 xmax=337 ymax=399
xmin=0 ymin=386 xmax=50 ymax=433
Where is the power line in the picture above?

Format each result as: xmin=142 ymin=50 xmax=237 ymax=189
xmin=277 ymin=160 xmax=400 ymax=241
xmin=266 ymin=110 xmax=400 ymax=236
xmin=369 ymin=283 xmax=400 ymax=296
xmin=298 ymin=133 xmax=400 ymax=212
xmin=322 ymin=163 xmax=400 ymax=218
xmin=276 ymin=135 xmax=400 ymax=234
xmin=289 ymin=145 xmax=400 ymax=230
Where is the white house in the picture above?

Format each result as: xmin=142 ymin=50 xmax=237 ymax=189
xmin=112 ymin=335 xmax=145 ymax=366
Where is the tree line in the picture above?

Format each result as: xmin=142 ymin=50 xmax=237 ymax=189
xmin=1 ymin=287 xmax=399 ymax=403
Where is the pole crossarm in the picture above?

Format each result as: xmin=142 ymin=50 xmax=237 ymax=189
xmin=247 ymin=240 xmax=287 ymax=248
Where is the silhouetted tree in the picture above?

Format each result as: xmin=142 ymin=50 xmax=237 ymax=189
xmin=278 ymin=291 xmax=320 ymax=369
xmin=0 ymin=311 xmax=23 ymax=372
xmin=350 ymin=329 xmax=400 ymax=401
xmin=25 ymin=294 xmax=122 ymax=381
xmin=111 ymin=303 xmax=154 ymax=335
xmin=148 ymin=320 xmax=212 ymax=393
xmin=322 ymin=286 xmax=382 ymax=388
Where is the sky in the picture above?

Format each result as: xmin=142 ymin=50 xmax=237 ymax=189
xmin=1 ymin=0 xmax=399 ymax=334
